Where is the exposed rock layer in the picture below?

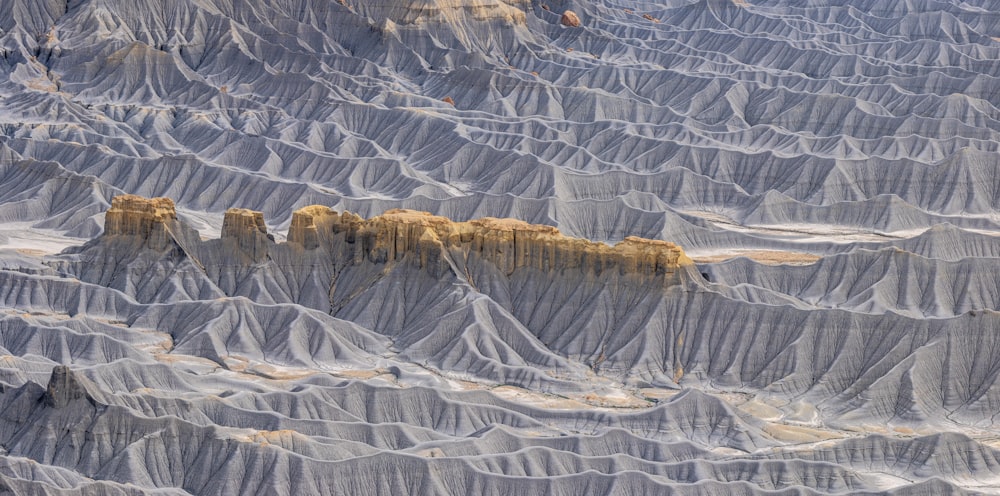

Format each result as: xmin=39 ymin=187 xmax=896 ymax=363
xmin=289 ymin=206 xmax=692 ymax=277
xmin=43 ymin=366 xmax=99 ymax=409
xmin=222 ymin=208 xmax=273 ymax=262
xmin=1 ymin=0 xmax=1000 ymax=494
xmin=105 ymin=197 xmax=693 ymax=282
xmin=560 ymin=10 xmax=580 ymax=27
xmin=103 ymin=195 xmax=178 ymax=250
xmin=349 ymin=0 xmax=530 ymax=25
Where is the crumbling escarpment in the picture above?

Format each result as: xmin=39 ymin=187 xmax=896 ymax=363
xmin=102 ymin=195 xmax=182 ymax=250
xmin=348 ymin=0 xmax=530 ymax=25
xmin=55 ymin=195 xmax=697 ymax=326
xmin=221 ymin=208 xmax=273 ymax=263
xmin=90 ymin=195 xmax=693 ymax=283
xmin=287 ymin=206 xmax=693 ymax=279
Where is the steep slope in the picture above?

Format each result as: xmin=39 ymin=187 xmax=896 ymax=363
xmin=2 ymin=0 xmax=1000 ymax=494
xmin=56 ymin=196 xmax=696 ymax=390
xmin=704 ymin=247 xmax=1000 ymax=317
xmin=47 ymin=196 xmax=1000 ymax=428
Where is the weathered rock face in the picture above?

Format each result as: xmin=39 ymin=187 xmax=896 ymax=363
xmin=91 ymin=195 xmax=693 ymax=304
xmin=103 ymin=195 xmax=177 ymax=249
xmin=43 ymin=366 xmax=101 ymax=409
xmin=349 ymin=0 xmax=530 ymax=25
xmin=560 ymin=10 xmax=580 ymax=27
xmin=287 ymin=206 xmax=693 ymax=281
xmin=288 ymin=205 xmax=353 ymax=250
xmin=99 ymin=196 xmax=693 ymax=284
xmin=222 ymin=208 xmax=273 ymax=262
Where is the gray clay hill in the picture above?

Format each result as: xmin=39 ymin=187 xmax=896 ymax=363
xmin=2 ymin=0 xmax=1000 ymax=494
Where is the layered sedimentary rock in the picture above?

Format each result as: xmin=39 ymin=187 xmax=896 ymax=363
xmin=289 ymin=206 xmax=692 ymax=279
xmin=560 ymin=10 xmax=580 ymax=27
xmin=54 ymin=195 xmax=215 ymax=303
xmin=42 ymin=365 xmax=104 ymax=409
xmin=348 ymin=0 xmax=529 ymax=25
xmin=102 ymin=195 xmax=179 ymax=250
xmin=287 ymin=204 xmax=346 ymax=250
xmin=221 ymin=208 xmax=273 ymax=262
xmin=52 ymin=196 xmax=701 ymax=390
xmin=2 ymin=0 xmax=1000 ymax=493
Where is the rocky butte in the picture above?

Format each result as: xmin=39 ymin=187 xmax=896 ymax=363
xmin=97 ymin=195 xmax=694 ymax=287
xmin=102 ymin=195 xmax=181 ymax=250
xmin=221 ymin=207 xmax=273 ymax=263
xmin=348 ymin=0 xmax=530 ymax=25
xmin=289 ymin=206 xmax=692 ymax=278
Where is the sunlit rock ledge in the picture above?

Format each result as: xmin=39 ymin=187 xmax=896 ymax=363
xmin=103 ymin=194 xmax=694 ymax=282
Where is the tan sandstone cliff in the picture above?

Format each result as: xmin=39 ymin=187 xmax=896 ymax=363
xmin=287 ymin=206 xmax=693 ymax=278
xmin=102 ymin=196 xmax=693 ymax=281
xmin=222 ymin=208 xmax=272 ymax=262
xmin=348 ymin=0 xmax=529 ymax=25
xmin=103 ymin=195 xmax=179 ymax=250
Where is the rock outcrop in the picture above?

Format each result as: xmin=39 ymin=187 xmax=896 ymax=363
xmin=222 ymin=208 xmax=273 ymax=262
xmin=560 ymin=10 xmax=580 ymax=27
xmin=102 ymin=195 xmax=178 ymax=250
xmin=82 ymin=196 xmax=695 ymax=305
xmin=287 ymin=205 xmax=352 ymax=250
xmin=286 ymin=206 xmax=693 ymax=280
xmin=99 ymin=197 xmax=693 ymax=280
xmin=351 ymin=0 xmax=529 ymax=26
xmin=43 ymin=366 xmax=103 ymax=409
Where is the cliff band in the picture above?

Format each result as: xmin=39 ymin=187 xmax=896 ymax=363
xmin=105 ymin=195 xmax=693 ymax=283
xmin=103 ymin=195 xmax=180 ymax=250
xmin=289 ymin=206 xmax=693 ymax=278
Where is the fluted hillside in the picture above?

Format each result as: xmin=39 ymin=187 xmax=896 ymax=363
xmin=1 ymin=194 xmax=999 ymax=493
xmin=2 ymin=0 xmax=1000 ymax=494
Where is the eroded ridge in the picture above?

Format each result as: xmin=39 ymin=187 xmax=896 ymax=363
xmin=102 ymin=195 xmax=179 ymax=250
xmin=100 ymin=196 xmax=693 ymax=283
xmin=349 ymin=0 xmax=530 ymax=24
xmin=288 ymin=205 xmax=693 ymax=276
xmin=222 ymin=208 xmax=273 ymax=262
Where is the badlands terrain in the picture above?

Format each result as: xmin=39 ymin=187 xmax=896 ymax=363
xmin=1 ymin=0 xmax=1000 ymax=494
